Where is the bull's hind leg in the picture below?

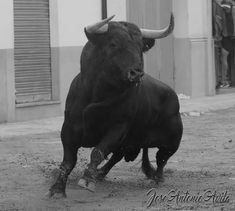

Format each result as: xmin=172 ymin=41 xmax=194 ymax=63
xmin=154 ymin=114 xmax=182 ymax=182
xmin=142 ymin=146 xmax=179 ymax=183
xmin=154 ymin=117 xmax=182 ymax=182
xmin=47 ymin=121 xmax=79 ymax=198
xmin=143 ymin=113 xmax=182 ymax=183
xmin=154 ymin=146 xmax=178 ymax=182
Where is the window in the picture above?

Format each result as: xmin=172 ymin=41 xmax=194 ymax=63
xmin=14 ymin=0 xmax=52 ymax=104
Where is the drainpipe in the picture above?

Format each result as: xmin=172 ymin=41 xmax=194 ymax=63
xmin=102 ymin=0 xmax=107 ymax=19
xmin=206 ymin=0 xmax=216 ymax=95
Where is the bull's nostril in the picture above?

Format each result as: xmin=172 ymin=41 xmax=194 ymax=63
xmin=128 ymin=68 xmax=144 ymax=82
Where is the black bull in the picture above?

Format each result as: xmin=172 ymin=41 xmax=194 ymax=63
xmin=48 ymin=14 xmax=183 ymax=198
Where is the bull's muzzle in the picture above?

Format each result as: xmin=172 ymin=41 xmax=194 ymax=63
xmin=127 ymin=68 xmax=144 ymax=83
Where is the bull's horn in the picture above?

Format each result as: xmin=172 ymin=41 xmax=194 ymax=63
xmin=140 ymin=13 xmax=174 ymax=39
xmin=85 ymin=15 xmax=115 ymax=34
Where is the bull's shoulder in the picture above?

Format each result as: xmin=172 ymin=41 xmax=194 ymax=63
xmin=65 ymin=73 xmax=92 ymax=121
xmin=65 ymin=74 xmax=81 ymax=110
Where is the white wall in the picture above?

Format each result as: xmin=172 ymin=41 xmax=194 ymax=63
xmin=172 ymin=0 xmax=189 ymax=38
xmin=57 ymin=0 xmax=102 ymax=47
xmin=0 ymin=0 xmax=14 ymax=49
xmin=52 ymin=0 xmax=127 ymax=47
xmin=188 ymin=0 xmax=208 ymax=38
xmin=173 ymin=0 xmax=209 ymax=39
xmin=107 ymin=0 xmax=127 ymax=21
xmin=172 ymin=0 xmax=215 ymax=97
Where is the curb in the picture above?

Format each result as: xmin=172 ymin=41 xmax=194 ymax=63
xmin=180 ymin=93 xmax=235 ymax=115
xmin=0 ymin=93 xmax=235 ymax=138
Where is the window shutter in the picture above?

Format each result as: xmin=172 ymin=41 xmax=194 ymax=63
xmin=14 ymin=0 xmax=52 ymax=104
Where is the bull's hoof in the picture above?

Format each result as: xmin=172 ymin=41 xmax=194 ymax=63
xmin=78 ymin=168 xmax=97 ymax=192
xmin=153 ymin=175 xmax=164 ymax=184
xmin=45 ymin=189 xmax=66 ymax=199
xmin=78 ymin=178 xmax=96 ymax=192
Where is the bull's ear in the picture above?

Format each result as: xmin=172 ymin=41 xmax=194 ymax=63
xmin=142 ymin=38 xmax=155 ymax=52
xmin=84 ymin=28 xmax=107 ymax=45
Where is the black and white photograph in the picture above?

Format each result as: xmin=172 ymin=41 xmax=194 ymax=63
xmin=0 ymin=0 xmax=234 ymax=210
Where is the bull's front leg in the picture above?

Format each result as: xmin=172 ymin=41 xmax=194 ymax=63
xmin=47 ymin=146 xmax=78 ymax=198
xmin=47 ymin=121 xmax=79 ymax=198
xmin=96 ymin=150 xmax=124 ymax=180
xmin=78 ymin=123 xmax=127 ymax=192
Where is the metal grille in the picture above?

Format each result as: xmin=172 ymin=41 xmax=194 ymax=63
xmin=14 ymin=0 xmax=52 ymax=104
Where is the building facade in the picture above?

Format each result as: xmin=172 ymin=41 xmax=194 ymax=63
xmin=0 ymin=0 xmax=221 ymax=123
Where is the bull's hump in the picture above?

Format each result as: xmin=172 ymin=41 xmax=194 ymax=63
xmin=139 ymin=74 xmax=179 ymax=114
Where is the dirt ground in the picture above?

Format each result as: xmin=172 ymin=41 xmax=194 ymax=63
xmin=0 ymin=108 xmax=235 ymax=211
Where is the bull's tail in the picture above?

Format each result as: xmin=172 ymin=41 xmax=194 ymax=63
xmin=141 ymin=148 xmax=156 ymax=179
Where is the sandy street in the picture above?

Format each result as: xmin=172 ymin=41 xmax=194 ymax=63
xmin=0 ymin=108 xmax=235 ymax=210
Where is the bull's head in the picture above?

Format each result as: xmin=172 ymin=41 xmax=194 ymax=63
xmin=84 ymin=14 xmax=174 ymax=86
